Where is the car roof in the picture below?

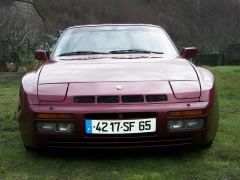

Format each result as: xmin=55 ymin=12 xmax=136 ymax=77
xmin=65 ymin=24 xmax=163 ymax=31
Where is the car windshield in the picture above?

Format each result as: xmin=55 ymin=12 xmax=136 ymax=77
xmin=52 ymin=26 xmax=179 ymax=58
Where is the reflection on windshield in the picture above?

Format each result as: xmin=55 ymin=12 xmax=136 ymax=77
xmin=53 ymin=27 xmax=178 ymax=58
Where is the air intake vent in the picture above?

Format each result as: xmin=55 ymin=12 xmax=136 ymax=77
xmin=122 ymin=95 xmax=144 ymax=103
xmin=73 ymin=94 xmax=168 ymax=104
xmin=97 ymin=96 xmax=120 ymax=103
xmin=73 ymin=96 xmax=95 ymax=103
xmin=85 ymin=112 xmax=157 ymax=120
xmin=146 ymin=95 xmax=168 ymax=102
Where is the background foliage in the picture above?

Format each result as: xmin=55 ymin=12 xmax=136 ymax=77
xmin=35 ymin=0 xmax=240 ymax=51
xmin=1 ymin=0 xmax=240 ymax=71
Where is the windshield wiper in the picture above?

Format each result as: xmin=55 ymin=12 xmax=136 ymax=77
xmin=110 ymin=49 xmax=164 ymax=54
xmin=59 ymin=51 xmax=109 ymax=56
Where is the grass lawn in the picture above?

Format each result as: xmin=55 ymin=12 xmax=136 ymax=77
xmin=0 ymin=66 xmax=240 ymax=179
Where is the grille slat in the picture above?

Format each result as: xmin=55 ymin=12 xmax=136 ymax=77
xmin=73 ymin=96 xmax=95 ymax=103
xmin=97 ymin=96 xmax=120 ymax=103
xmin=73 ymin=94 xmax=168 ymax=104
xmin=122 ymin=95 xmax=144 ymax=103
xmin=48 ymin=137 xmax=193 ymax=148
xmin=85 ymin=112 xmax=156 ymax=120
xmin=146 ymin=95 xmax=168 ymax=102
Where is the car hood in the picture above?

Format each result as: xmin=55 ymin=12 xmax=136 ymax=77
xmin=38 ymin=57 xmax=199 ymax=84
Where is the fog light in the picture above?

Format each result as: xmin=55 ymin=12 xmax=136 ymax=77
xmin=168 ymin=120 xmax=185 ymax=131
xmin=57 ymin=123 xmax=74 ymax=133
xmin=186 ymin=118 xmax=204 ymax=129
xmin=36 ymin=122 xmax=56 ymax=133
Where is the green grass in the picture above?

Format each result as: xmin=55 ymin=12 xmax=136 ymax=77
xmin=0 ymin=66 xmax=240 ymax=179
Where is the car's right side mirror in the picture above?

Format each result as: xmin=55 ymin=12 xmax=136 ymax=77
xmin=35 ymin=50 xmax=49 ymax=62
xmin=181 ymin=47 xmax=198 ymax=60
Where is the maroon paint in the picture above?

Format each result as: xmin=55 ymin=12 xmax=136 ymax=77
xmin=18 ymin=25 xmax=219 ymax=149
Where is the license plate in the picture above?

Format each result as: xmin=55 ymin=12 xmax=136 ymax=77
xmin=85 ymin=118 xmax=156 ymax=134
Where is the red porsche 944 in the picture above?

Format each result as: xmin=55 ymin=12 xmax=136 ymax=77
xmin=18 ymin=24 xmax=219 ymax=150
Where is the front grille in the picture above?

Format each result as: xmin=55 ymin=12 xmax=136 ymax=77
xmin=122 ymin=95 xmax=144 ymax=103
xmin=73 ymin=96 xmax=95 ymax=103
xmin=146 ymin=95 xmax=168 ymax=102
xmin=73 ymin=94 xmax=168 ymax=104
xmin=97 ymin=96 xmax=120 ymax=103
xmin=85 ymin=112 xmax=157 ymax=120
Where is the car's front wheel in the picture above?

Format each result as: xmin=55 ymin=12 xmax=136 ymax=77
xmin=200 ymin=140 xmax=214 ymax=148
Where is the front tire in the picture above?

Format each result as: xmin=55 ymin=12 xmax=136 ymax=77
xmin=200 ymin=140 xmax=214 ymax=148
xmin=24 ymin=144 xmax=38 ymax=152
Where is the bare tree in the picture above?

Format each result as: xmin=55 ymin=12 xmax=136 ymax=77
xmin=0 ymin=1 xmax=44 ymax=71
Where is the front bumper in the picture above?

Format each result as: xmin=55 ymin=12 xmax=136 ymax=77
xmin=18 ymin=101 xmax=219 ymax=149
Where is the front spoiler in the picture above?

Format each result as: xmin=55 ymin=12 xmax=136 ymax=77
xmin=19 ymin=101 xmax=219 ymax=149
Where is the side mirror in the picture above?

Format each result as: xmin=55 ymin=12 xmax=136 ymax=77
xmin=35 ymin=50 xmax=49 ymax=61
xmin=57 ymin=30 xmax=63 ymax=38
xmin=181 ymin=47 xmax=198 ymax=60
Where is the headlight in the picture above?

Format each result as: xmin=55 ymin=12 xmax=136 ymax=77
xmin=36 ymin=122 xmax=56 ymax=133
xmin=58 ymin=123 xmax=74 ymax=133
xmin=167 ymin=118 xmax=205 ymax=132
xmin=186 ymin=118 xmax=204 ymax=130
xmin=36 ymin=122 xmax=74 ymax=134
xmin=167 ymin=120 xmax=185 ymax=131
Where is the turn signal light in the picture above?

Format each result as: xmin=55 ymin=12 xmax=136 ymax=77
xmin=168 ymin=110 xmax=205 ymax=117
xmin=35 ymin=113 xmax=73 ymax=119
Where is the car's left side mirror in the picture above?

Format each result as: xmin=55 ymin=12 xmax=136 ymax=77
xmin=35 ymin=50 xmax=49 ymax=62
xmin=181 ymin=47 xmax=198 ymax=60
